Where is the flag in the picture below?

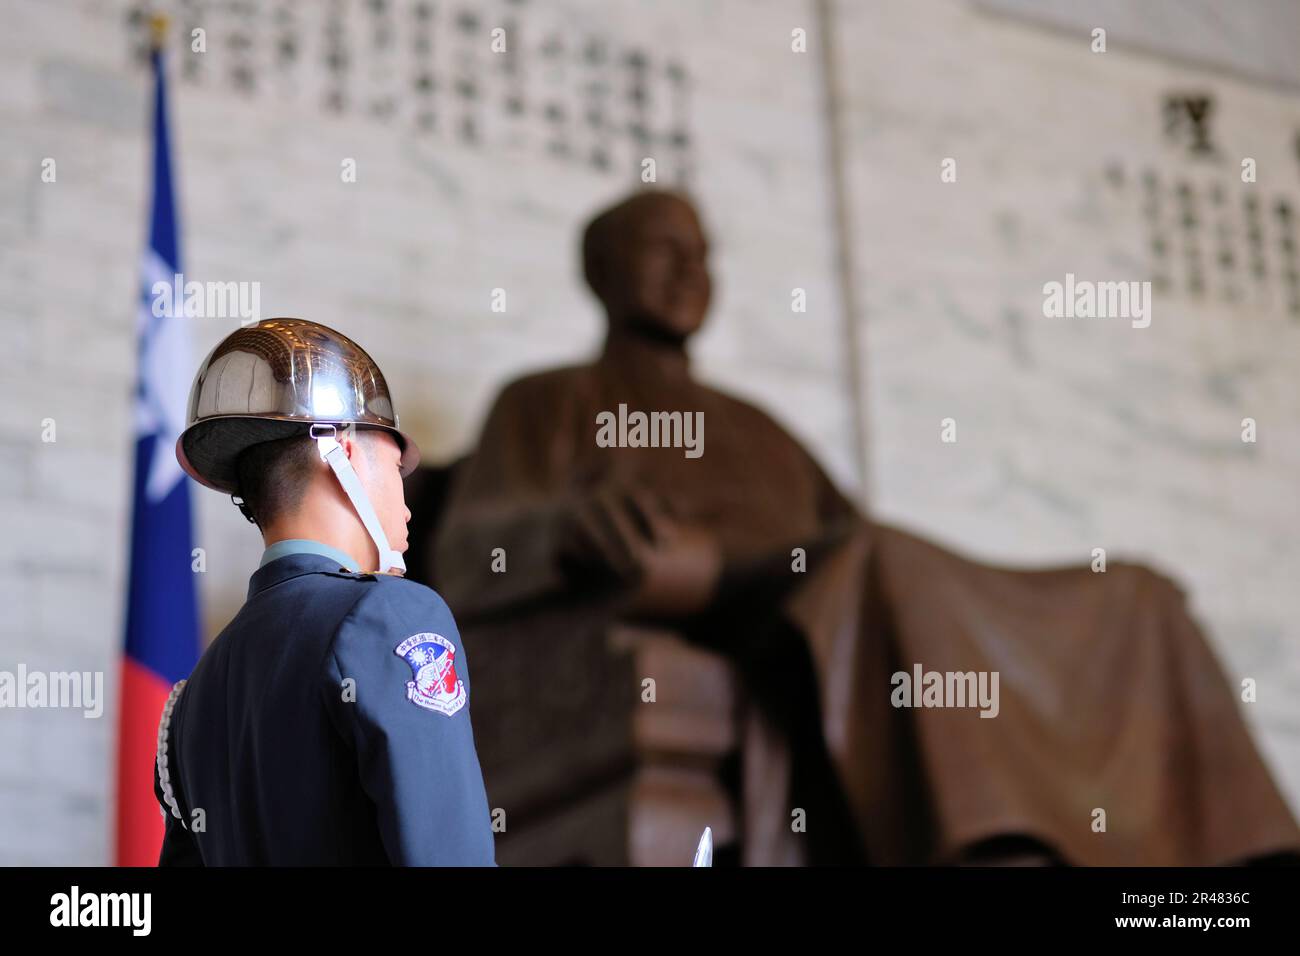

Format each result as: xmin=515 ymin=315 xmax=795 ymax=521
xmin=115 ymin=33 xmax=200 ymax=867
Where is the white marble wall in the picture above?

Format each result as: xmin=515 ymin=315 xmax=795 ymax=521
xmin=831 ymin=0 xmax=1300 ymax=812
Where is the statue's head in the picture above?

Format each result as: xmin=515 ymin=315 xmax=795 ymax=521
xmin=581 ymin=189 xmax=712 ymax=343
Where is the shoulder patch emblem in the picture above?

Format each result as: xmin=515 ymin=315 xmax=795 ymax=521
xmin=394 ymin=633 xmax=467 ymax=717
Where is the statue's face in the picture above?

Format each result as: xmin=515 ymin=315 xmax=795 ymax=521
xmin=604 ymin=197 xmax=712 ymax=340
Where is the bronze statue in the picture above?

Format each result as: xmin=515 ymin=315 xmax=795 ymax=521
xmin=433 ymin=189 xmax=1300 ymax=865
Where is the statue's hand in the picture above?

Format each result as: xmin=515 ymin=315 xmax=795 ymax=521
xmin=556 ymin=483 xmax=721 ymax=616
xmin=555 ymin=482 xmax=657 ymax=585
xmin=621 ymin=494 xmax=722 ymax=618
xmin=627 ymin=517 xmax=722 ymax=618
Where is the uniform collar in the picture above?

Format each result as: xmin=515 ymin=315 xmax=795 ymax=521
xmin=260 ymin=538 xmax=360 ymax=572
xmin=249 ymin=548 xmax=363 ymax=600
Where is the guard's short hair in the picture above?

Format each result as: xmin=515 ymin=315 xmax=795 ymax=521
xmin=233 ymin=435 xmax=320 ymax=529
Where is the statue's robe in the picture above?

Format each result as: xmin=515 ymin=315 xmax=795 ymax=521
xmin=434 ymin=333 xmax=1300 ymax=865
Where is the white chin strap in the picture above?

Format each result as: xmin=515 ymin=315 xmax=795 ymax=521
xmin=311 ymin=424 xmax=406 ymax=576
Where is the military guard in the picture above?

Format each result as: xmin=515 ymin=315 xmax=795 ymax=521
xmin=153 ymin=318 xmax=495 ymax=865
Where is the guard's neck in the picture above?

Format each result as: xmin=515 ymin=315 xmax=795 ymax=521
xmin=262 ymin=498 xmax=376 ymax=573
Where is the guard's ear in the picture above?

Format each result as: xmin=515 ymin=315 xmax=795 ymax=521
xmin=336 ymin=427 xmax=361 ymax=464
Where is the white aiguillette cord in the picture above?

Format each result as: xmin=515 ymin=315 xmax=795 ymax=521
xmin=311 ymin=424 xmax=406 ymax=575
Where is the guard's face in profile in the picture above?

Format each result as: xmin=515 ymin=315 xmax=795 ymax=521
xmin=352 ymin=430 xmax=412 ymax=558
xmin=617 ymin=198 xmax=712 ymax=340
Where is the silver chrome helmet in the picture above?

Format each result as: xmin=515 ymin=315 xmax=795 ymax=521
xmin=177 ymin=318 xmax=420 ymax=494
xmin=176 ymin=318 xmax=420 ymax=575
